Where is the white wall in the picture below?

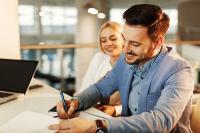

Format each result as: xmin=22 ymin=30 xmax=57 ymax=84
xmin=74 ymin=0 xmax=109 ymax=92
xmin=74 ymin=0 xmax=100 ymax=91
xmin=0 ymin=0 xmax=20 ymax=59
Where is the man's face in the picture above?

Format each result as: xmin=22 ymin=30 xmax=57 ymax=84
xmin=122 ymin=24 xmax=155 ymax=65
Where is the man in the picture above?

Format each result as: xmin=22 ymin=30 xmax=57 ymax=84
xmin=49 ymin=4 xmax=194 ymax=133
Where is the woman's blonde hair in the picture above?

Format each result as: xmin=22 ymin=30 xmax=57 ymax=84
xmin=99 ymin=21 xmax=122 ymax=52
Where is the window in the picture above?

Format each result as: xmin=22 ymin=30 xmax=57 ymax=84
xmin=110 ymin=8 xmax=126 ymax=24
xmin=40 ymin=6 xmax=77 ymax=34
xmin=18 ymin=5 xmax=34 ymax=26
xmin=18 ymin=5 xmax=38 ymax=34
xmin=163 ymin=9 xmax=178 ymax=34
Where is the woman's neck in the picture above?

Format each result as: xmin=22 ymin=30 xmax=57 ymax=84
xmin=110 ymin=55 xmax=120 ymax=66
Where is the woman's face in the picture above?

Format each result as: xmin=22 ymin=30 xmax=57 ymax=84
xmin=100 ymin=27 xmax=124 ymax=57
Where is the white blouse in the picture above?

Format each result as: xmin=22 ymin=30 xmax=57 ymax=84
xmin=79 ymin=52 xmax=112 ymax=93
xmin=78 ymin=52 xmax=122 ymax=116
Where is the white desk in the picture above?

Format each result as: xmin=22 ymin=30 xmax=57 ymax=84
xmin=0 ymin=78 xmax=110 ymax=126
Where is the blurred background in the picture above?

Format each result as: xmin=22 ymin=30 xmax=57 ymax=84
xmin=0 ymin=0 xmax=199 ymax=132
xmin=16 ymin=0 xmax=200 ymax=95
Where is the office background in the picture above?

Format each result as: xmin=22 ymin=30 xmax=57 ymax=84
xmin=0 ymin=1 xmax=200 ymax=132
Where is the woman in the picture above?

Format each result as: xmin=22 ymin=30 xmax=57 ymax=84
xmin=78 ymin=21 xmax=124 ymax=116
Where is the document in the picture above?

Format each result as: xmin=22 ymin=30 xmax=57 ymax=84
xmin=79 ymin=108 xmax=113 ymax=120
xmin=48 ymin=105 xmax=112 ymax=120
xmin=0 ymin=111 xmax=59 ymax=133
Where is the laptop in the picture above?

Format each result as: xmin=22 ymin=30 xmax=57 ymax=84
xmin=0 ymin=58 xmax=38 ymax=104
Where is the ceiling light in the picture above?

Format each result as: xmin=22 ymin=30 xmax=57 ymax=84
xmin=97 ymin=12 xmax=106 ymax=19
xmin=88 ymin=8 xmax=98 ymax=15
xmin=39 ymin=42 xmax=45 ymax=45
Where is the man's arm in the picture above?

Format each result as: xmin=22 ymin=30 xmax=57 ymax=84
xmin=107 ymin=65 xmax=194 ymax=133
xmin=75 ymin=85 xmax=102 ymax=110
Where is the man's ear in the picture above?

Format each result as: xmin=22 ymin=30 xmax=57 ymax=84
xmin=154 ymin=36 xmax=164 ymax=49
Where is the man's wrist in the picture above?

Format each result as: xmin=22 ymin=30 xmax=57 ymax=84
xmin=72 ymin=96 xmax=83 ymax=111
xmin=102 ymin=120 xmax=108 ymax=130
xmin=95 ymin=119 xmax=108 ymax=133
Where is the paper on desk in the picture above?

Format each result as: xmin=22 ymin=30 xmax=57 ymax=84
xmin=0 ymin=111 xmax=59 ymax=133
xmin=78 ymin=108 xmax=113 ymax=120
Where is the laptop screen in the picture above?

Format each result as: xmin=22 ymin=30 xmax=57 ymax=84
xmin=0 ymin=59 xmax=38 ymax=94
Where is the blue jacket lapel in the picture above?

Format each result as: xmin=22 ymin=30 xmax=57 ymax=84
xmin=121 ymin=64 xmax=134 ymax=116
xmin=138 ymin=46 xmax=169 ymax=113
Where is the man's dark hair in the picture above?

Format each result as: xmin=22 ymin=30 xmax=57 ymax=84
xmin=123 ymin=4 xmax=170 ymax=41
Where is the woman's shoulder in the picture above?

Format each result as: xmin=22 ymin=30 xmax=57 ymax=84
xmin=92 ymin=52 xmax=110 ymax=61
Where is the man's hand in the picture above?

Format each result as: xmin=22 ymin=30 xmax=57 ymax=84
xmin=56 ymin=99 xmax=79 ymax=119
xmin=97 ymin=105 xmax=116 ymax=116
xmin=48 ymin=118 xmax=96 ymax=133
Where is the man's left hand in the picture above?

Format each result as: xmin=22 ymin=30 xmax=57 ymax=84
xmin=48 ymin=117 xmax=96 ymax=133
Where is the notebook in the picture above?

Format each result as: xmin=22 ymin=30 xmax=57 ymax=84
xmin=0 ymin=58 xmax=38 ymax=104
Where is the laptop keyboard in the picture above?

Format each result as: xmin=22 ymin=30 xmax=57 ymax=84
xmin=0 ymin=92 xmax=13 ymax=98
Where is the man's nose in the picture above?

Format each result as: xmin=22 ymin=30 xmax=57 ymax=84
xmin=124 ymin=42 xmax=131 ymax=51
xmin=123 ymin=45 xmax=129 ymax=53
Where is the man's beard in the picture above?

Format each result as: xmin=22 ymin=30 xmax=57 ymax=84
xmin=127 ymin=56 xmax=146 ymax=65
xmin=125 ymin=51 xmax=146 ymax=65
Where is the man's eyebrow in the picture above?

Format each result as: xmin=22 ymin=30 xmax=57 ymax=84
xmin=130 ymin=40 xmax=143 ymax=45
xmin=122 ymin=34 xmax=143 ymax=45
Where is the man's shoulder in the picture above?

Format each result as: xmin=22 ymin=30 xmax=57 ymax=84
xmin=164 ymin=47 xmax=192 ymax=68
xmin=117 ymin=53 xmax=126 ymax=63
xmin=115 ymin=53 xmax=128 ymax=67
xmin=113 ymin=54 xmax=132 ymax=74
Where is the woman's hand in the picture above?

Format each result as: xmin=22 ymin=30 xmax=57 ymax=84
xmin=96 ymin=105 xmax=116 ymax=116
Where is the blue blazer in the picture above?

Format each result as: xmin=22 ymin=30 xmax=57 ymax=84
xmin=77 ymin=46 xmax=194 ymax=133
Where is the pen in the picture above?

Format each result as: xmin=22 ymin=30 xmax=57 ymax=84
xmin=59 ymin=91 xmax=69 ymax=119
